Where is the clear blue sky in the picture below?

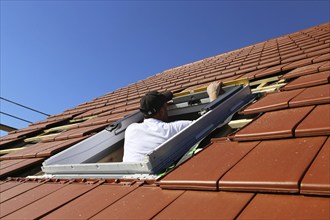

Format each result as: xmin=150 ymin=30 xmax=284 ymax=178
xmin=1 ymin=0 xmax=329 ymax=136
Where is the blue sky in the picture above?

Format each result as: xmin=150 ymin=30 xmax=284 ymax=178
xmin=1 ymin=0 xmax=329 ymax=136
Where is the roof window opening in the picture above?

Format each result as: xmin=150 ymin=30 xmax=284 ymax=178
xmin=40 ymin=80 xmax=257 ymax=180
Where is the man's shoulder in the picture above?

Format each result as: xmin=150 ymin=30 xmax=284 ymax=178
xmin=127 ymin=122 xmax=140 ymax=129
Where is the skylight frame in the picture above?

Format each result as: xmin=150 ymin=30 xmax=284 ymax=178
xmin=41 ymin=84 xmax=256 ymax=179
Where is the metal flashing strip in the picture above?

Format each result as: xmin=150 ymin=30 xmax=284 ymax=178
xmin=42 ymin=85 xmax=256 ymax=179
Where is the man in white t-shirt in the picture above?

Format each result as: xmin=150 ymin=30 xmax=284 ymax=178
xmin=123 ymin=82 xmax=221 ymax=162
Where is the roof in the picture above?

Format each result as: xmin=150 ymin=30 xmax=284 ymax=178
xmin=0 ymin=22 xmax=329 ymax=219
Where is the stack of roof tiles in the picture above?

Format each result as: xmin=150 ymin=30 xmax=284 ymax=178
xmin=0 ymin=22 xmax=329 ymax=219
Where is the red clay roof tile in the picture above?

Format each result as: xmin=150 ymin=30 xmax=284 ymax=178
xmin=241 ymin=89 xmax=304 ymax=114
xmin=289 ymin=84 xmax=330 ymax=107
xmin=301 ymin=137 xmax=330 ymax=196
xmin=282 ymin=61 xmax=329 ymax=79
xmin=215 ymin=71 xmax=236 ymax=80
xmin=281 ymin=56 xmax=314 ymax=71
xmin=233 ymin=106 xmax=314 ymax=141
xmin=313 ymin=53 xmax=330 ymax=63
xmin=280 ymin=49 xmax=303 ymax=59
xmin=0 ymin=158 xmax=44 ymax=179
xmin=0 ymin=127 xmax=42 ymax=143
xmin=300 ymin=41 xmax=325 ymax=50
xmin=49 ymin=123 xmax=107 ymax=141
xmin=257 ymin=59 xmax=281 ymax=69
xmin=1 ymin=142 xmax=54 ymax=160
xmin=154 ymin=191 xmax=254 ymax=220
xmin=239 ymin=68 xmax=266 ymax=80
xmin=237 ymin=194 xmax=330 ymax=219
xmin=90 ymin=186 xmax=184 ymax=220
xmin=42 ymin=183 xmax=138 ymax=220
xmin=307 ymin=47 xmax=330 ymax=58
xmin=0 ymin=181 xmax=67 ymax=218
xmin=0 ymin=138 xmax=25 ymax=148
xmin=305 ymin=42 xmax=329 ymax=52
xmin=0 ymin=178 xmax=23 ymax=192
xmin=0 ymin=159 xmax=26 ymax=170
xmin=219 ymin=136 xmax=327 ymax=193
xmin=0 ymin=137 xmax=85 ymax=160
xmin=282 ymin=70 xmax=330 ymax=90
xmin=159 ymin=140 xmax=259 ymax=190
xmin=254 ymin=63 xmax=288 ymax=79
xmin=29 ymin=115 xmax=73 ymax=128
xmin=236 ymin=66 xmax=258 ymax=75
xmin=1 ymin=179 xmax=45 ymax=203
xmin=2 ymin=181 xmax=98 ymax=220
xmin=320 ymin=61 xmax=330 ymax=71
xmin=295 ymin=104 xmax=330 ymax=137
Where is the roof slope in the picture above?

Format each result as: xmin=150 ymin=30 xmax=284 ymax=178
xmin=0 ymin=22 xmax=329 ymax=219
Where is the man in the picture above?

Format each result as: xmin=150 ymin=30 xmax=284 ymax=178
xmin=123 ymin=82 xmax=222 ymax=162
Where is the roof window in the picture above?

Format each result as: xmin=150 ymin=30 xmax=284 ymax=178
xmin=41 ymin=82 xmax=257 ymax=179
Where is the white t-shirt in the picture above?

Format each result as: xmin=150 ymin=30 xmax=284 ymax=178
xmin=123 ymin=118 xmax=192 ymax=162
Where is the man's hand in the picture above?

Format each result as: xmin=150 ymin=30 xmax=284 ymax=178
xmin=207 ymin=81 xmax=222 ymax=101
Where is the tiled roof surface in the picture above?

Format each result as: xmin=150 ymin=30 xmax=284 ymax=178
xmin=0 ymin=22 xmax=329 ymax=219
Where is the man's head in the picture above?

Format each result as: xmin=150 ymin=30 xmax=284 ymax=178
xmin=140 ymin=91 xmax=173 ymax=120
